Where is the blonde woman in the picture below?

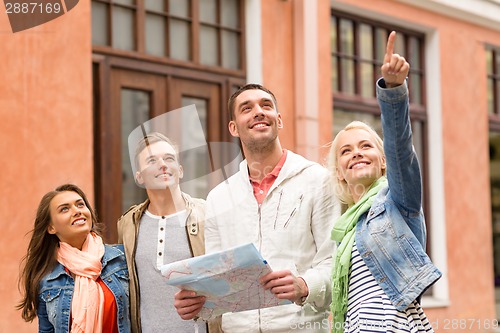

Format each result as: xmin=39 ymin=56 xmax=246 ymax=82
xmin=327 ymin=32 xmax=441 ymax=333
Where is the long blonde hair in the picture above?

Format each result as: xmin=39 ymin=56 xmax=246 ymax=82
xmin=327 ymin=121 xmax=386 ymax=206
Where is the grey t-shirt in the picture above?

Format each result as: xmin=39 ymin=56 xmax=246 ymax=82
xmin=135 ymin=210 xmax=207 ymax=333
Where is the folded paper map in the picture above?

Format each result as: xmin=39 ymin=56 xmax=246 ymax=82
xmin=160 ymin=243 xmax=290 ymax=320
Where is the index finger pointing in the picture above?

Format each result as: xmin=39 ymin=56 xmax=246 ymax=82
xmin=384 ymin=31 xmax=396 ymax=63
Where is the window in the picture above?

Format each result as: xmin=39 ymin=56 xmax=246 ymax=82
xmin=91 ymin=0 xmax=246 ymax=242
xmin=487 ymin=45 xmax=500 ymax=317
xmin=331 ymin=11 xmax=430 ymax=237
xmin=92 ymin=0 xmax=244 ymax=71
xmin=487 ymin=46 xmax=500 ymax=128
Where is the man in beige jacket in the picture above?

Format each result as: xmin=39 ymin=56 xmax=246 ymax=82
xmin=117 ymin=132 xmax=218 ymax=333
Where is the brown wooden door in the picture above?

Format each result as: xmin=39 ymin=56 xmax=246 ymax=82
xmin=95 ymin=69 xmax=231 ymax=242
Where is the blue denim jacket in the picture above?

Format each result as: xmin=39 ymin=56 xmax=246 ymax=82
xmin=355 ymin=79 xmax=442 ymax=311
xmin=37 ymin=244 xmax=130 ymax=333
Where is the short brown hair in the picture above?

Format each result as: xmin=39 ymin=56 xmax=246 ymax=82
xmin=134 ymin=132 xmax=179 ymax=171
xmin=227 ymin=83 xmax=278 ymax=121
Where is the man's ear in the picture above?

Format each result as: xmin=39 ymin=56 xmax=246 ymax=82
xmin=228 ymin=121 xmax=239 ymax=137
xmin=136 ymin=171 xmax=144 ymax=185
xmin=277 ymin=113 xmax=283 ymax=129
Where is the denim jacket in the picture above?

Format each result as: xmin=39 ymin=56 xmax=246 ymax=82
xmin=37 ymin=244 xmax=130 ymax=333
xmin=355 ymin=78 xmax=442 ymax=311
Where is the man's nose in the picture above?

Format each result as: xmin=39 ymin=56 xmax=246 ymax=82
xmin=253 ymin=105 xmax=265 ymax=117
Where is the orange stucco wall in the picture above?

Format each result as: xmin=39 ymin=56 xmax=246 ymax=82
xmin=334 ymin=0 xmax=497 ymax=331
xmin=0 ymin=1 xmax=92 ymax=331
xmin=261 ymin=0 xmax=333 ymax=164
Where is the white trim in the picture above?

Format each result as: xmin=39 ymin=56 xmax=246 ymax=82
xmin=395 ymin=0 xmax=500 ymax=31
xmin=245 ymin=0 xmax=263 ymax=84
xmin=331 ymin=1 xmax=450 ymax=307
xmin=422 ymin=29 xmax=450 ymax=308
xmin=294 ymin=0 xmax=320 ymax=161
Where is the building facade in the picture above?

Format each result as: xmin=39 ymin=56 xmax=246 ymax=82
xmin=1 ymin=0 xmax=499 ymax=331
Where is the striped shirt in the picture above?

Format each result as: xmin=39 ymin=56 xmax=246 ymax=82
xmin=345 ymin=243 xmax=434 ymax=333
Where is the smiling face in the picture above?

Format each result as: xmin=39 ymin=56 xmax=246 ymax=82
xmin=135 ymin=141 xmax=183 ymax=190
xmin=47 ymin=191 xmax=92 ymax=249
xmin=336 ymin=128 xmax=386 ymax=197
xmin=228 ymin=88 xmax=283 ymax=153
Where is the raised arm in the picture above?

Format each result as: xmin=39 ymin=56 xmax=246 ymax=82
xmin=377 ymin=31 xmax=423 ymax=222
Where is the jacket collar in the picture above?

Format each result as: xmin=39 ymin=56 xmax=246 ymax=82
xmin=239 ymin=150 xmax=317 ymax=192
xmin=45 ymin=244 xmax=122 ymax=282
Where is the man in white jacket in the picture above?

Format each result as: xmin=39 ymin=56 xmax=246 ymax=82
xmin=175 ymin=84 xmax=340 ymax=332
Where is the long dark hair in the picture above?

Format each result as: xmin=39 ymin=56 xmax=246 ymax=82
xmin=17 ymin=184 xmax=102 ymax=322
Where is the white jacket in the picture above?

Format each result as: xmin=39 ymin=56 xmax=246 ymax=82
xmin=205 ymin=151 xmax=340 ymax=332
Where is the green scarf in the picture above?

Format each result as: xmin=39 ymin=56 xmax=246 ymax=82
xmin=330 ymin=176 xmax=388 ymax=333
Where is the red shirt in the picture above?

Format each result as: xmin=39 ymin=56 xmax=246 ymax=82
xmin=68 ymin=277 xmax=118 ymax=332
xmin=98 ymin=278 xmax=119 ymax=333
xmin=249 ymin=150 xmax=287 ymax=205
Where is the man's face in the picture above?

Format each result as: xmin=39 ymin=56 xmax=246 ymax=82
xmin=135 ymin=141 xmax=183 ymax=190
xmin=228 ymin=89 xmax=282 ymax=152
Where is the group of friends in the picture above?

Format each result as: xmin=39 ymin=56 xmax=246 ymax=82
xmin=17 ymin=32 xmax=441 ymax=333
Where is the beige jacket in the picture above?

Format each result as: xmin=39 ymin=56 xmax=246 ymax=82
xmin=117 ymin=192 xmax=222 ymax=333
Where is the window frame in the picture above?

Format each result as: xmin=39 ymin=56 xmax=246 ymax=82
xmin=91 ymin=0 xmax=246 ymax=76
xmin=487 ymin=45 xmax=500 ymax=131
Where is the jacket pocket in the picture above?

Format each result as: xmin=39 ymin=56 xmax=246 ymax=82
xmin=40 ymin=288 xmax=63 ymax=323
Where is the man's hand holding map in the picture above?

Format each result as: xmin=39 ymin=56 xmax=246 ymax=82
xmin=160 ymin=243 xmax=291 ymax=321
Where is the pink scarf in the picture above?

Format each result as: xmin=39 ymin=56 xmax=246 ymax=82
xmin=57 ymin=233 xmax=105 ymax=333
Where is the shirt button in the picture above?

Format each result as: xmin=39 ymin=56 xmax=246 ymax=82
xmin=160 ymin=227 xmax=164 ymax=231
xmin=259 ymin=190 xmax=264 ymax=194
xmin=158 ymin=252 xmax=162 ymax=256
xmin=161 ymin=216 xmax=165 ymax=219
xmin=159 ymin=239 xmax=163 ymax=243
xmin=192 ymin=229 xmax=196 ymax=233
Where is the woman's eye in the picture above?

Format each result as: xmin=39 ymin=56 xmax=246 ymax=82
xmin=60 ymin=207 xmax=68 ymax=213
xmin=77 ymin=202 xmax=85 ymax=208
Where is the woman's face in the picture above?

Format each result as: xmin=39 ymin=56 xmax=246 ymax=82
xmin=47 ymin=191 xmax=92 ymax=249
xmin=336 ymin=128 xmax=386 ymax=192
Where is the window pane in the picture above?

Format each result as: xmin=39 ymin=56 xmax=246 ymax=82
xmin=222 ymin=30 xmax=239 ymax=69
xmin=221 ymin=0 xmax=239 ymax=28
xmin=114 ymin=0 xmax=134 ymax=5
xmin=200 ymin=0 xmax=217 ymax=23
xmin=412 ymin=120 xmax=424 ymax=169
xmin=145 ymin=15 xmax=166 ymax=56
xmin=410 ymin=73 xmax=422 ymax=104
xmin=332 ymin=56 xmax=338 ymax=92
xmin=497 ymin=81 xmax=500 ymax=115
xmin=333 ymin=109 xmax=382 ymax=138
xmin=488 ymin=79 xmax=494 ymax=115
xmin=112 ymin=7 xmax=135 ymax=50
xmin=121 ymin=89 xmax=149 ymax=212
xmin=359 ymin=24 xmax=372 ymax=60
xmin=181 ymin=97 xmax=209 ymax=198
xmin=394 ymin=33 xmax=405 ymax=56
xmin=487 ymin=49 xmax=494 ymax=74
xmin=490 ymin=133 xmax=500 ymax=286
xmin=497 ymin=51 xmax=500 ymax=74
xmin=200 ymin=26 xmax=218 ymax=66
xmin=409 ymin=36 xmax=421 ymax=69
xmin=169 ymin=0 xmax=189 ymax=17
xmin=360 ymin=63 xmax=374 ymax=98
xmin=92 ymin=1 xmax=109 ymax=46
xmin=331 ymin=16 xmax=337 ymax=52
xmin=339 ymin=19 xmax=354 ymax=54
xmin=145 ymin=0 xmax=164 ymax=12
xmin=375 ymin=28 xmax=387 ymax=63
xmin=170 ymin=19 xmax=190 ymax=60
xmin=340 ymin=59 xmax=355 ymax=95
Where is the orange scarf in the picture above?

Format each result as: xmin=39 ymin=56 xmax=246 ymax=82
xmin=57 ymin=233 xmax=105 ymax=333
